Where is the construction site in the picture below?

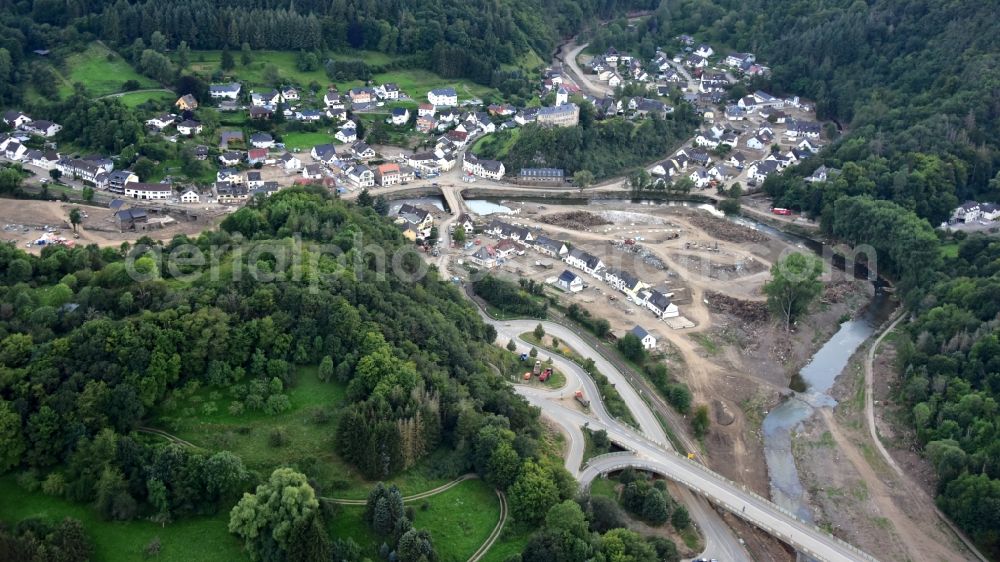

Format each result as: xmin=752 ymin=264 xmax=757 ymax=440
xmin=0 ymin=199 xmax=224 ymax=254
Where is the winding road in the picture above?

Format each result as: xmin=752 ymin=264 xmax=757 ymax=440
xmin=477 ymin=306 xmax=880 ymax=561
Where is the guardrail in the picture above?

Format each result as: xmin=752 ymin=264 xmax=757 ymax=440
xmin=584 ymin=455 xmax=880 ymax=562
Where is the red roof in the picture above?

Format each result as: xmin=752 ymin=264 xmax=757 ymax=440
xmin=248 ymin=148 xmax=268 ymax=160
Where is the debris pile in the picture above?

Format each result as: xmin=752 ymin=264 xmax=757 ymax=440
xmin=611 ymin=240 xmax=667 ymax=270
xmin=687 ymin=214 xmax=769 ymax=244
xmin=539 ymin=211 xmax=610 ymax=229
xmin=704 ymin=291 xmax=769 ymax=323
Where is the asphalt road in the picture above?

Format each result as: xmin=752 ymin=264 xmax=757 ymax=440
xmin=488 ymin=317 xmax=751 ymax=562
xmin=482 ymin=313 xmax=879 ymax=562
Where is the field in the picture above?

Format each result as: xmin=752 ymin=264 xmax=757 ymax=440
xmin=281 ymin=130 xmax=338 ymax=151
xmin=471 ymin=128 xmax=520 ymax=156
xmin=0 ymin=477 xmax=244 ymax=562
xmin=60 ymin=43 xmax=159 ymax=97
xmin=329 ymin=478 xmax=501 ymax=562
xmin=116 ymin=90 xmax=175 ymax=108
xmin=154 ymin=368 xmax=454 ymax=498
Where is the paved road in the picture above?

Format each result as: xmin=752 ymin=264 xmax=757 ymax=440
xmin=487 ymin=317 xmax=750 ymax=562
xmin=557 ymin=42 xmax=613 ymax=98
xmin=479 ymin=312 xmax=879 ymax=561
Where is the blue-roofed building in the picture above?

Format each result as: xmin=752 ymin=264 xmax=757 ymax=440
xmin=556 ymin=270 xmax=583 ymax=293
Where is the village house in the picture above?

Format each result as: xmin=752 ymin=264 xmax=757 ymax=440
xmin=21 ymin=119 xmax=63 ymax=138
xmin=344 ymin=164 xmax=374 ymax=188
xmin=180 ymin=189 xmax=200 ymax=203
xmin=462 ymin=153 xmax=505 ymax=180
xmin=3 ymin=110 xmax=32 ymax=128
xmin=556 ymin=270 xmax=584 ymax=293
xmin=323 ymin=90 xmax=345 ymax=109
xmin=350 ymin=141 xmax=376 ymax=160
xmin=455 ymin=213 xmax=476 ymax=235
xmin=565 ymin=248 xmax=605 ymax=278
xmin=416 ymin=116 xmax=436 ymax=133
xmin=311 ymin=144 xmax=337 ymax=164
xmin=335 ymin=128 xmax=357 ymax=143
xmin=952 ymin=201 xmax=981 ymax=223
xmin=219 ymin=151 xmax=243 ymax=166
xmin=145 ymin=114 xmax=176 ymax=131
xmin=394 ymin=203 xmax=434 ymax=240
xmin=377 ymin=83 xmax=400 ymax=100
xmin=390 ymin=107 xmax=410 ymax=126
xmin=27 ymin=150 xmax=61 ymax=171
xmin=175 ymin=94 xmax=198 ymax=111
xmin=278 ymin=153 xmax=301 ymax=171
xmin=495 ymin=239 xmax=525 ymax=259
xmin=629 ymin=325 xmax=657 ymax=350
xmin=216 ymin=183 xmax=250 ymax=204
xmin=486 ymin=220 xmax=533 ymax=242
xmin=605 ymin=268 xmax=647 ymax=300
xmin=980 ymin=203 xmax=1000 ymax=222
xmin=374 ymin=163 xmax=401 ymax=187
xmin=295 ymin=109 xmax=322 ymax=122
xmin=250 ymin=132 xmax=274 ymax=149
xmin=246 ymin=171 xmax=264 ymax=189
xmin=251 ymin=90 xmax=281 ymax=107
xmin=248 ymin=106 xmax=274 ymax=120
xmin=56 ymin=158 xmax=106 ymax=185
xmin=348 ymin=87 xmax=375 ymax=105
xmin=645 ymin=290 xmax=679 ymax=318
xmin=176 ymin=120 xmax=202 ymax=136
xmin=124 ymin=182 xmax=172 ymax=200
xmin=3 ymin=140 xmax=27 ymax=161
xmin=209 ymin=83 xmax=241 ymax=100
xmin=106 ymin=170 xmax=138 ymax=193
xmin=247 ymin=148 xmax=269 ymax=166
xmin=301 ymin=164 xmax=324 ymax=180
xmin=805 ymin=165 xmax=838 ymax=183
xmin=428 ymin=88 xmax=458 ymax=107
xmin=217 ymin=168 xmax=242 ymax=184
xmin=281 ymin=87 xmax=299 ymax=101
xmin=533 ymin=236 xmax=569 ymax=258
xmin=694 ymin=44 xmax=714 ymax=58
xmin=469 ymin=246 xmax=497 ymax=269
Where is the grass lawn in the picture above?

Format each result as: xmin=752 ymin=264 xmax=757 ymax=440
xmin=588 ymin=477 xmax=619 ymax=500
xmin=186 ymin=51 xmax=340 ymax=89
xmin=329 ymin=478 xmax=501 ymax=562
xmin=117 ymin=90 xmax=175 ymax=108
xmin=281 ymin=130 xmax=338 ymax=151
xmin=60 ymin=43 xmax=159 ymax=98
xmin=372 ymin=69 xmax=498 ymax=103
xmin=471 ymin=128 xmax=520 ymax=157
xmin=0 ymin=477 xmax=244 ymax=562
xmin=478 ymin=527 xmax=530 ymax=562
xmin=939 ymin=242 xmax=959 ymax=258
xmin=155 ymin=367 xmax=454 ymax=498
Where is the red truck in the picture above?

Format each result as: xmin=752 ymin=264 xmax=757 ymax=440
xmin=771 ymin=207 xmax=792 ymax=216
xmin=539 ymin=368 xmax=552 ymax=382
xmin=574 ymin=390 xmax=590 ymax=408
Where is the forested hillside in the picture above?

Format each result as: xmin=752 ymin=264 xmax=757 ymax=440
xmin=0 ymin=0 xmax=656 ymax=104
xmin=587 ymin=0 xmax=1000 ymax=555
xmin=0 ymin=188 xmax=564 ymax=555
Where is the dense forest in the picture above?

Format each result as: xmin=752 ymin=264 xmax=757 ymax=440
xmin=589 ymin=0 xmax=1000 ymax=555
xmin=0 ymin=0 xmax=656 ymax=104
xmin=0 ymin=187 xmax=585 ymax=560
xmin=476 ymin=101 xmax=699 ymax=180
